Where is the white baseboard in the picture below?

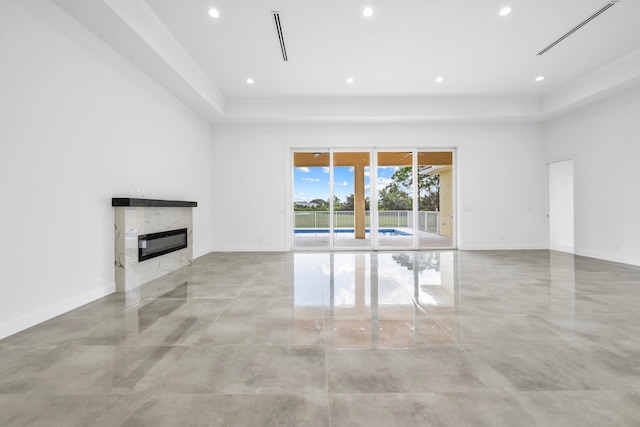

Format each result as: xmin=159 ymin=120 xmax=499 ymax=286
xmin=549 ymin=244 xmax=575 ymax=254
xmin=574 ymin=249 xmax=640 ymax=267
xmin=193 ymin=247 xmax=214 ymax=259
xmin=458 ymin=243 xmax=548 ymax=251
xmin=210 ymin=246 xmax=289 ymax=252
xmin=0 ymin=282 xmax=115 ymax=340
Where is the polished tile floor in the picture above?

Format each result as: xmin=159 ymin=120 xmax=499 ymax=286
xmin=293 ymin=229 xmax=454 ymax=249
xmin=2 ymin=250 xmax=640 ymax=426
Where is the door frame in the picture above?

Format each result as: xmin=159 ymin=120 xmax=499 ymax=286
xmin=290 ymin=147 xmax=457 ymax=251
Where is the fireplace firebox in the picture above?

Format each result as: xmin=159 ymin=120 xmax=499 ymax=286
xmin=138 ymin=228 xmax=188 ymax=262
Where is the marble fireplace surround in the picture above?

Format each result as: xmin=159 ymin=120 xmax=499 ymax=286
xmin=113 ymin=198 xmax=197 ymax=293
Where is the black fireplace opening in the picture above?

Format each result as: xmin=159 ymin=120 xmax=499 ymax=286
xmin=138 ymin=228 xmax=188 ymax=262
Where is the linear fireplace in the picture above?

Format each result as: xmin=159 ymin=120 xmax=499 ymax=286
xmin=114 ymin=198 xmax=197 ymax=293
xmin=138 ymin=228 xmax=188 ymax=262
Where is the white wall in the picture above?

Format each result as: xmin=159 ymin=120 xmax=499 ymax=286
xmin=544 ymin=84 xmax=640 ymax=266
xmin=211 ymin=123 xmax=547 ymax=251
xmin=0 ymin=1 xmax=215 ymax=338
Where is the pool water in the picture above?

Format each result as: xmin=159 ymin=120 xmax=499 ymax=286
xmin=294 ymin=228 xmax=412 ymax=236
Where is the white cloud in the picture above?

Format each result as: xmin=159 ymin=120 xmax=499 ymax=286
xmin=334 ymin=181 xmax=349 ymax=186
xmin=377 ymin=177 xmax=392 ymax=188
xmin=364 ymin=171 xmax=370 ymax=177
xmin=322 ymin=167 xmax=330 ymax=174
xmin=302 ymin=177 xmax=320 ymax=182
xmin=348 ymin=167 xmax=354 ymax=173
xmin=298 ymin=167 xmax=310 ymax=173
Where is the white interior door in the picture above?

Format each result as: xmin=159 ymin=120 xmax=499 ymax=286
xmin=548 ymin=159 xmax=574 ymax=253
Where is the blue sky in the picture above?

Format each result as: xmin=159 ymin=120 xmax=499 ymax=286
xmin=294 ymin=166 xmax=399 ymax=203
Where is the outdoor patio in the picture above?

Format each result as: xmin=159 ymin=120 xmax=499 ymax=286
xmin=293 ymin=210 xmax=454 ymax=249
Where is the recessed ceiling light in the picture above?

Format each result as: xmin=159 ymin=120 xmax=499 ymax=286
xmin=535 ymin=76 xmax=545 ymax=82
xmin=346 ymin=77 xmax=354 ymax=84
xmin=363 ymin=7 xmax=373 ymax=17
xmin=499 ymin=6 xmax=512 ymax=16
xmin=246 ymin=78 xmax=254 ymax=84
xmin=435 ymin=76 xmax=444 ymax=83
xmin=208 ymin=8 xmax=220 ymax=18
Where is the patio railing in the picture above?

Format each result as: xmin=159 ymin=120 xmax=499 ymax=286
xmin=294 ymin=210 xmax=439 ymax=234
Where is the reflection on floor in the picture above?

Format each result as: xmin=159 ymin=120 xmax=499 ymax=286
xmin=294 ymin=252 xmax=456 ymax=349
xmin=2 ymin=250 xmax=640 ymax=425
xmin=294 ymin=229 xmax=454 ymax=248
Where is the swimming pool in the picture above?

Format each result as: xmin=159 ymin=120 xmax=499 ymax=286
xmin=294 ymin=228 xmax=412 ymax=236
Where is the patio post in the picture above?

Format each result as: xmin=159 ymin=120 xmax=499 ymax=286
xmin=354 ymin=164 xmax=366 ymax=238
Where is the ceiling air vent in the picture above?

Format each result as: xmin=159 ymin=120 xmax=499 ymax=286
xmin=537 ymin=1 xmax=620 ymax=55
xmin=272 ymin=11 xmax=288 ymax=61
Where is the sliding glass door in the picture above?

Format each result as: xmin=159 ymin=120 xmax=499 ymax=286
xmin=376 ymin=151 xmax=415 ymax=248
xmin=293 ymin=152 xmax=330 ymax=249
xmin=292 ymin=149 xmax=455 ymax=250
xmin=417 ymin=151 xmax=454 ymax=248
xmin=333 ymin=152 xmax=371 ymax=249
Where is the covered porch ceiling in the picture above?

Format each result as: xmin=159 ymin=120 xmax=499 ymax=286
xmin=294 ymin=151 xmax=453 ymax=167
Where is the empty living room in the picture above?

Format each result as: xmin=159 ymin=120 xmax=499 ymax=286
xmin=2 ymin=1 xmax=640 ymax=425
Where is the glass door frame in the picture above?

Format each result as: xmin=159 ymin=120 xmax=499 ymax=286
xmin=291 ymin=148 xmax=456 ymax=251
xmin=374 ymin=149 xmax=419 ymax=250
xmin=329 ymin=149 xmax=374 ymax=250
